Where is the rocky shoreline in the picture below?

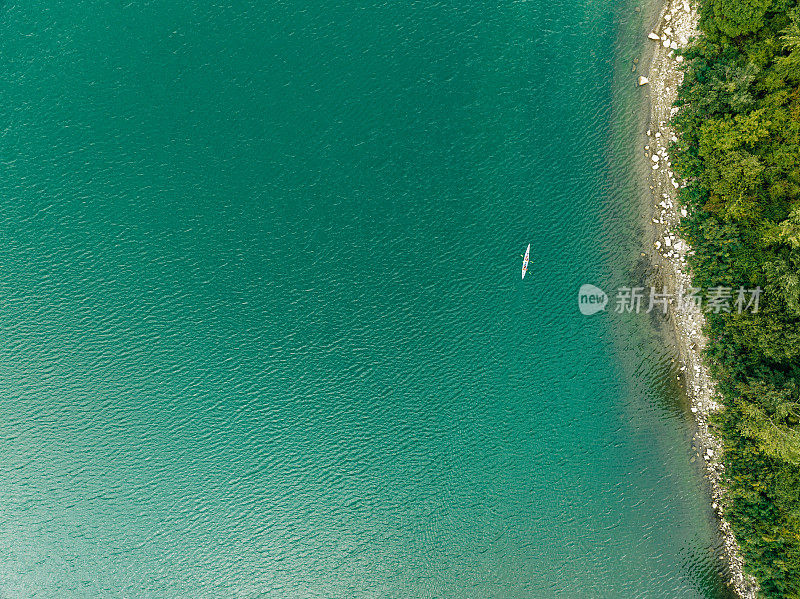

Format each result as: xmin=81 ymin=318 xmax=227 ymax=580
xmin=637 ymin=1 xmax=759 ymax=597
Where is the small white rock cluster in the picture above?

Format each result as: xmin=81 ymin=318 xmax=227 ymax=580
xmin=638 ymin=0 xmax=692 ymax=88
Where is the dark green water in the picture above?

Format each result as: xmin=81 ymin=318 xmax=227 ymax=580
xmin=0 ymin=1 xmax=732 ymax=597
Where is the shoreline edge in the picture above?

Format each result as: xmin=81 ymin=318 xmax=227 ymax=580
xmin=639 ymin=1 xmax=759 ymax=596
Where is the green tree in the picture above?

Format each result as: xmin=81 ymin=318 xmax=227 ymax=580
xmin=777 ymin=9 xmax=800 ymax=82
xmin=735 ymin=381 xmax=800 ymax=463
xmin=704 ymin=0 xmax=773 ymax=37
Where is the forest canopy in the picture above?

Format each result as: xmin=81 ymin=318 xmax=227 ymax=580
xmin=672 ymin=0 xmax=800 ymax=595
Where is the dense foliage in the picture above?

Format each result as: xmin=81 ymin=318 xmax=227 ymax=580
xmin=671 ymin=0 xmax=800 ymax=595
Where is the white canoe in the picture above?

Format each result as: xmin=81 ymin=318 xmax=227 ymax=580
xmin=521 ymin=244 xmax=530 ymax=280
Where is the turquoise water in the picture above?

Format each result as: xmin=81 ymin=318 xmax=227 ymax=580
xmin=0 ymin=1 xmax=733 ymax=597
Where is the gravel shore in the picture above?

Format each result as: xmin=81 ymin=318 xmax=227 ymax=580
xmin=639 ymin=1 xmax=758 ymax=596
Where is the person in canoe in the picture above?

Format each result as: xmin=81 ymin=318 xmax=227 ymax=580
xmin=521 ymin=244 xmax=530 ymax=279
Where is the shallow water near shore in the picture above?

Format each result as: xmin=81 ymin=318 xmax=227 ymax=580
xmin=0 ymin=1 xmax=732 ymax=597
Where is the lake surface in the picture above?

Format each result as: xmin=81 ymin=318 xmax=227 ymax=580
xmin=0 ymin=1 xmax=732 ymax=597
